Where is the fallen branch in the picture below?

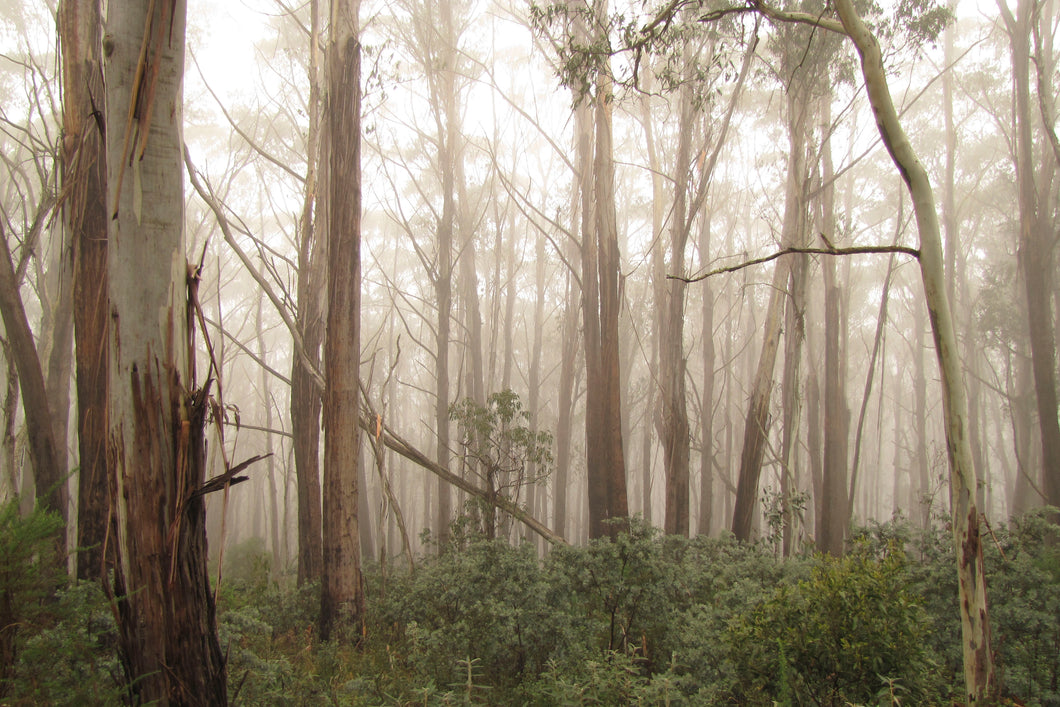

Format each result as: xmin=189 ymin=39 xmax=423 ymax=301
xmin=358 ymin=411 xmax=567 ymax=546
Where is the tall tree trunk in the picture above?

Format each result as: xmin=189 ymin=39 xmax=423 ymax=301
xmin=640 ymin=87 xmax=665 ymax=527
xmin=819 ymin=108 xmax=847 ymax=554
xmin=1001 ymin=0 xmax=1060 ymax=512
xmin=731 ymin=82 xmax=809 ymax=541
xmin=105 ymin=0 xmax=226 ymax=701
xmin=661 ymin=83 xmax=694 ymax=537
xmin=61 ymin=0 xmax=110 ymax=581
xmin=698 ymin=209 xmax=715 ymax=536
xmin=553 ymin=267 xmax=578 ymax=539
xmin=292 ymin=0 xmax=324 ymax=585
xmin=583 ymin=0 xmax=628 ymax=539
xmin=256 ymin=299 xmax=282 ymax=576
xmin=913 ymin=317 xmax=931 ymax=525
xmin=320 ymin=0 xmax=364 ymax=641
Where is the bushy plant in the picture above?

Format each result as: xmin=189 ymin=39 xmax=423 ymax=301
xmin=6 ymin=581 xmax=124 ymax=705
xmin=374 ymin=536 xmax=571 ymax=696
xmin=544 ymin=517 xmax=679 ymax=666
xmin=983 ymin=509 xmax=1060 ymax=705
xmin=0 ymin=500 xmax=124 ymax=704
xmin=718 ymin=541 xmax=937 ymax=706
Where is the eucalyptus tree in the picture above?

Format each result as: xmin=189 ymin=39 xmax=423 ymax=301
xmin=104 ymin=0 xmax=227 ymax=700
xmin=292 ymin=0 xmax=326 ymax=585
xmin=319 ymin=0 xmax=366 ymax=641
xmin=577 ymin=0 xmax=631 ymax=539
xmin=380 ymin=0 xmax=480 ymax=546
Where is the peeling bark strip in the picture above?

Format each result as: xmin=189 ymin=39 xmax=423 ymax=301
xmin=105 ymin=0 xmax=228 ymax=702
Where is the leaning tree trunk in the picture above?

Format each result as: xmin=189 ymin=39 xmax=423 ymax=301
xmin=60 ymin=0 xmax=110 ymax=581
xmin=320 ymin=0 xmax=365 ymax=641
xmin=104 ymin=0 xmax=226 ymax=702
xmin=0 ymin=231 xmax=67 ymax=540
xmin=731 ymin=82 xmax=809 ymax=541
xmin=830 ymin=0 xmax=996 ymax=699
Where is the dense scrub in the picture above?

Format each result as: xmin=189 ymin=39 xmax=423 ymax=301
xmin=1 ymin=503 xmax=1057 ymax=705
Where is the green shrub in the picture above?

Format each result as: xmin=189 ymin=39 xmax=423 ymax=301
xmin=373 ymin=537 xmax=571 ymax=696
xmin=719 ymin=541 xmax=937 ymax=706
xmin=544 ymin=517 xmax=679 ymax=666
xmin=6 ymin=581 xmax=124 ymax=705
xmin=984 ymin=509 xmax=1060 ymax=705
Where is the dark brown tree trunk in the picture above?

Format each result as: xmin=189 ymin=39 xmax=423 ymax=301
xmin=820 ymin=253 xmax=848 ymax=555
xmin=105 ymin=0 xmax=226 ymax=701
xmin=61 ymin=0 xmax=110 ymax=581
xmin=583 ymin=0 xmax=628 ymax=539
xmin=0 ymin=231 xmax=67 ymax=539
xmin=320 ymin=0 xmax=365 ymax=641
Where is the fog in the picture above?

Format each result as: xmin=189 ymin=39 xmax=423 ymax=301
xmin=1 ymin=0 xmax=1056 ymax=566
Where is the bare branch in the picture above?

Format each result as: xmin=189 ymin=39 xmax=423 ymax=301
xmin=185 ymin=146 xmax=326 ymax=392
xmin=675 ymin=242 xmax=920 ymax=282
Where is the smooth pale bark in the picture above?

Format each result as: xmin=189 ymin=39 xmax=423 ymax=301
xmin=320 ymin=0 xmax=364 ymax=641
xmin=292 ymin=0 xmax=324 ymax=586
xmin=524 ymin=231 xmax=545 ymax=544
xmin=60 ymin=0 xmax=110 ymax=581
xmin=846 ymin=252 xmax=895 ymax=526
xmin=913 ymin=318 xmax=931 ymax=525
xmin=105 ymin=0 xmax=226 ymax=701
xmin=829 ymin=0 xmax=996 ymax=698
xmin=256 ymin=299 xmax=282 ymax=575
xmin=779 ymin=88 xmax=813 ymax=555
xmin=416 ymin=0 xmax=459 ymax=547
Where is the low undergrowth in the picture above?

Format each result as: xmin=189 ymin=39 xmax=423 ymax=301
xmin=1 ymin=503 xmax=1057 ymax=705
